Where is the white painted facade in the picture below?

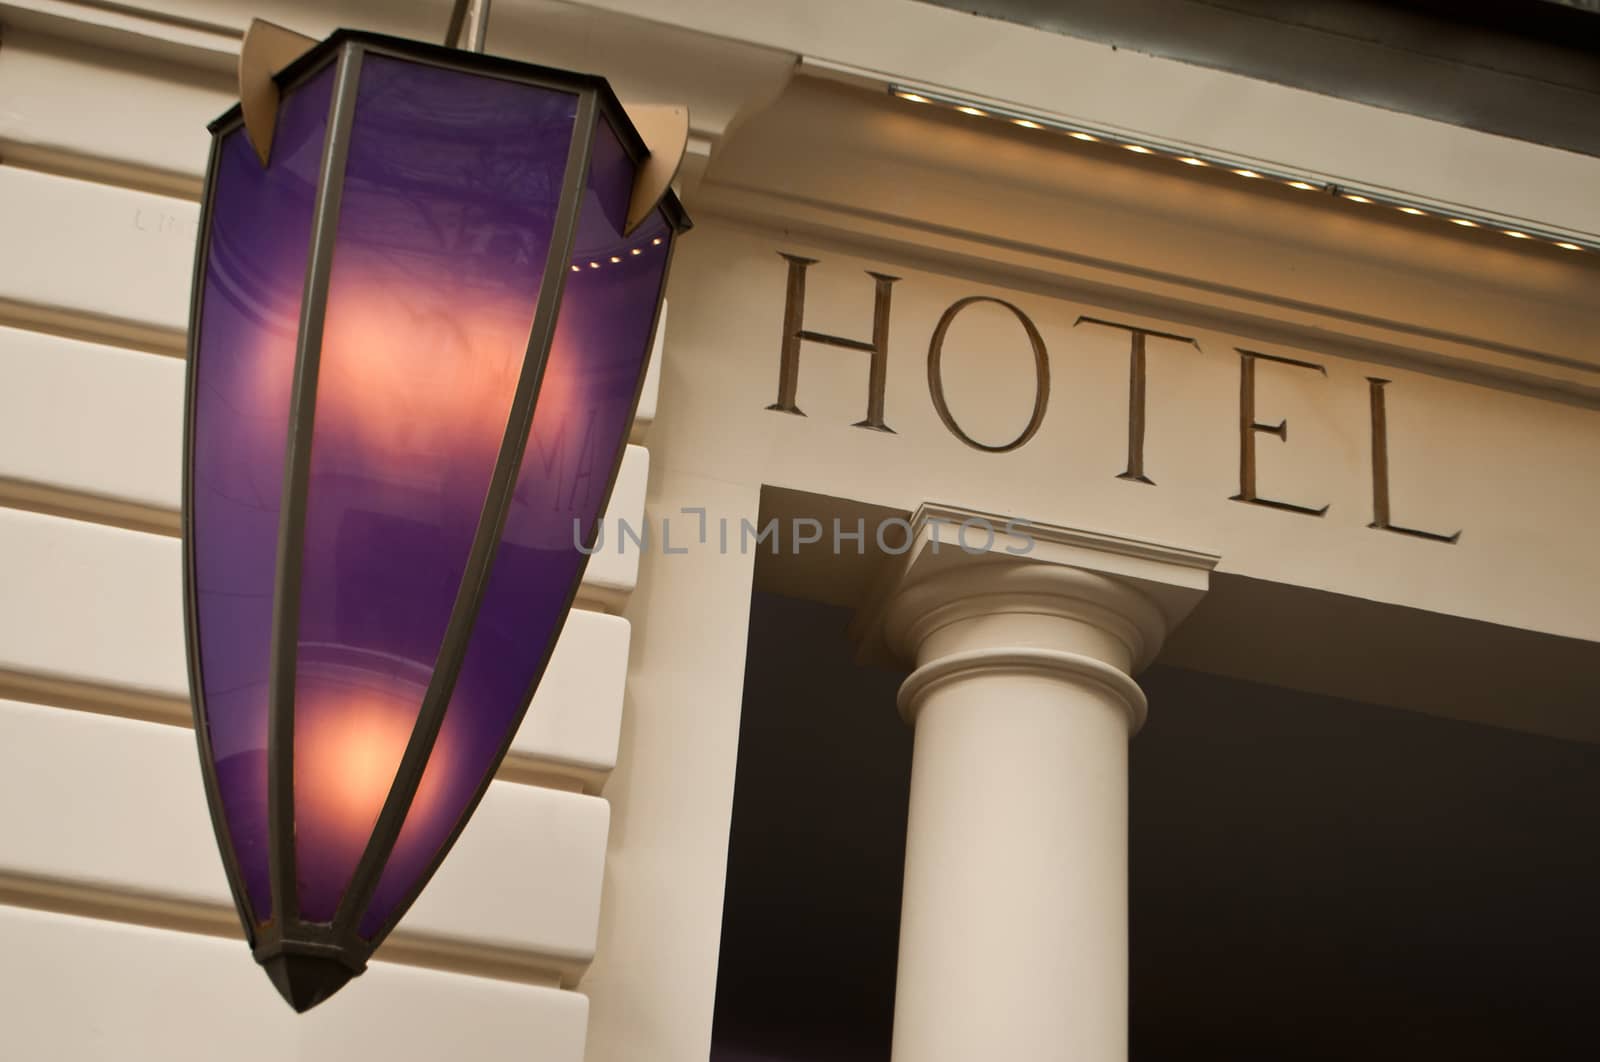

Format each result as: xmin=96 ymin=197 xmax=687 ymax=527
xmin=0 ymin=2 xmax=1596 ymax=1060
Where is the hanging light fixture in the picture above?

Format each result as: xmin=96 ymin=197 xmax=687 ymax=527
xmin=182 ymin=0 xmax=689 ymax=1012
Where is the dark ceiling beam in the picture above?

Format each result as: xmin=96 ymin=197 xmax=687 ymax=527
xmin=915 ymin=0 xmax=1600 ymax=158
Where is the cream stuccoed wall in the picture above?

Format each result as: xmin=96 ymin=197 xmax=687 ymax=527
xmin=579 ymin=16 xmax=1600 ymax=1062
xmin=0 ymin=2 xmax=1597 ymax=1062
xmin=593 ymin=228 xmax=1600 ymax=1060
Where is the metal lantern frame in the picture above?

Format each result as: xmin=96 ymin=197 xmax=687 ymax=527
xmin=182 ymin=27 xmax=689 ymax=1009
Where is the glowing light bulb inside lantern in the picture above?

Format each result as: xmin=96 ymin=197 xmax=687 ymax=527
xmin=313 ymin=258 xmax=535 ymax=461
xmin=298 ymin=690 xmax=422 ymax=845
xmin=291 ymin=657 xmax=460 ymax=920
xmin=245 ymin=256 xmax=547 ymax=468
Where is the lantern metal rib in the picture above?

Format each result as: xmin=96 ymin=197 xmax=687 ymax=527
xmin=328 ymin=85 xmax=600 ymax=942
xmin=259 ymin=46 xmax=364 ymax=997
xmin=183 ymin=100 xmax=256 ymax=944
xmin=361 ymin=229 xmax=683 ymax=958
xmin=181 ymin=27 xmax=689 ymax=1013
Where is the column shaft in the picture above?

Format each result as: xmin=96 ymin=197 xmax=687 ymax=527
xmin=891 ymin=652 xmax=1137 ymax=1062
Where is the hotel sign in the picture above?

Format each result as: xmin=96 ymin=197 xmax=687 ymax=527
xmin=766 ymin=252 xmax=1461 ymax=544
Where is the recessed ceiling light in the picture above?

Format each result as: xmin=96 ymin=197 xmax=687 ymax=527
xmin=1449 ymin=218 xmax=1478 ymax=227
xmin=1398 ymin=206 xmax=1426 ymax=216
xmin=631 ymin=247 xmax=643 ymax=255
xmin=1232 ymin=169 xmax=1262 ymax=179
xmin=1178 ymin=157 xmax=1207 ymax=166
xmin=1124 ymin=144 xmax=1154 ymax=154
xmin=897 ymin=92 xmax=930 ymax=104
xmin=1504 ymin=230 xmax=1531 ymax=239
xmin=1556 ymin=241 xmax=1583 ymax=251
xmin=956 ymin=105 xmax=986 ymax=117
xmin=1013 ymin=118 xmax=1042 ymax=129
xmin=1287 ymin=181 xmax=1316 ymax=191
xmin=1069 ymin=132 xmax=1099 ymax=142
xmin=1344 ymin=194 xmax=1373 ymax=204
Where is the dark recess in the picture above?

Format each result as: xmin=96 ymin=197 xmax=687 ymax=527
xmin=714 ymin=592 xmax=1600 ymax=1060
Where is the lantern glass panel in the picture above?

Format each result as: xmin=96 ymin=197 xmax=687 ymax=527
xmin=358 ymin=116 xmax=674 ymax=938
xmin=190 ymin=63 xmax=337 ymax=923
xmin=288 ymin=55 xmax=581 ymax=922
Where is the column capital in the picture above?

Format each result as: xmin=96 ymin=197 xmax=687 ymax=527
xmin=854 ymin=504 xmax=1218 ymax=725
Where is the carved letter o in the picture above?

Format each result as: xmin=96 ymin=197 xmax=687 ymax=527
xmin=927 ymin=296 xmax=1051 ymax=453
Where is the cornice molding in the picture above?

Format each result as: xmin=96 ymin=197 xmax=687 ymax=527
xmin=556 ymin=0 xmax=1600 ymax=238
xmin=697 ymin=136 xmax=1600 ymax=408
xmin=915 ymin=502 xmax=1219 ymax=576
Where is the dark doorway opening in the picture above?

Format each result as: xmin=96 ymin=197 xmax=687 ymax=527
xmin=710 ymin=592 xmax=911 ymax=1062
xmin=711 ymin=591 xmax=1600 ymax=1060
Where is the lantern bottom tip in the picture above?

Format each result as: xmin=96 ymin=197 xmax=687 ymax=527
xmin=261 ymin=952 xmax=356 ymax=1013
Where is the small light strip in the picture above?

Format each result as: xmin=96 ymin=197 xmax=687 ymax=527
xmin=890 ymin=85 xmax=1597 ymax=255
xmin=569 ymin=236 xmax=665 ymax=272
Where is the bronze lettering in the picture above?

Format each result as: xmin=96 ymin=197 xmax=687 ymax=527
xmin=769 ymin=253 xmax=899 ymax=432
xmin=1074 ymin=317 xmax=1199 ymax=484
xmin=1231 ymin=349 xmax=1330 ymax=517
xmin=1367 ymin=378 xmax=1461 ymax=543
xmin=927 ymin=296 xmax=1051 ymax=453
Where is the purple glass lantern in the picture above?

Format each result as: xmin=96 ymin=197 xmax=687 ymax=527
xmin=182 ymin=27 xmax=688 ymax=1011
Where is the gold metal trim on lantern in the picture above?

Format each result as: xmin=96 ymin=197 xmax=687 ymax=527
xmin=238 ymin=6 xmax=689 ymax=236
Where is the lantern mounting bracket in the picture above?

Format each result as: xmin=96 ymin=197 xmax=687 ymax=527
xmin=238 ymin=20 xmax=317 ymax=166
xmin=236 ymin=14 xmax=688 ymax=230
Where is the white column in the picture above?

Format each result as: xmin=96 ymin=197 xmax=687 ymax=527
xmin=861 ymin=509 xmax=1214 ymax=1062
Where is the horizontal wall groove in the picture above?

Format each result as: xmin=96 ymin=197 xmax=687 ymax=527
xmin=0 ymin=874 xmax=572 ymax=990
xmin=0 ymin=667 xmax=189 ymax=729
xmin=0 ymin=901 xmax=590 ymax=1058
xmin=0 ymin=142 xmax=202 ymax=201
xmin=0 ymin=478 xmax=182 ymax=536
xmin=1 ymin=507 xmax=637 ymax=789
xmin=0 ymin=676 xmax=609 ymax=795
xmin=0 ymin=696 xmax=611 ymax=981
xmin=0 ymin=297 xmax=186 ymax=358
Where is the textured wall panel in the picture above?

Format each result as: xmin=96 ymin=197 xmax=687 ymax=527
xmin=0 ymin=905 xmax=588 ymax=1062
xmin=1 ymin=483 xmax=640 ymax=779
xmin=512 ymin=608 xmax=630 ymax=780
xmin=0 ymin=698 xmax=608 ymax=974
xmin=0 ymin=325 xmax=185 ymax=514
xmin=0 ymin=166 xmax=196 ymax=339
xmin=0 ymin=510 xmax=183 ymax=697
xmin=579 ymin=443 xmax=649 ymax=604
xmin=0 ymin=31 xmax=226 ymax=192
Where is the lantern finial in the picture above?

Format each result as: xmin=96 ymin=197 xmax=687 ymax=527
xmin=262 ymin=954 xmax=356 ymax=1014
